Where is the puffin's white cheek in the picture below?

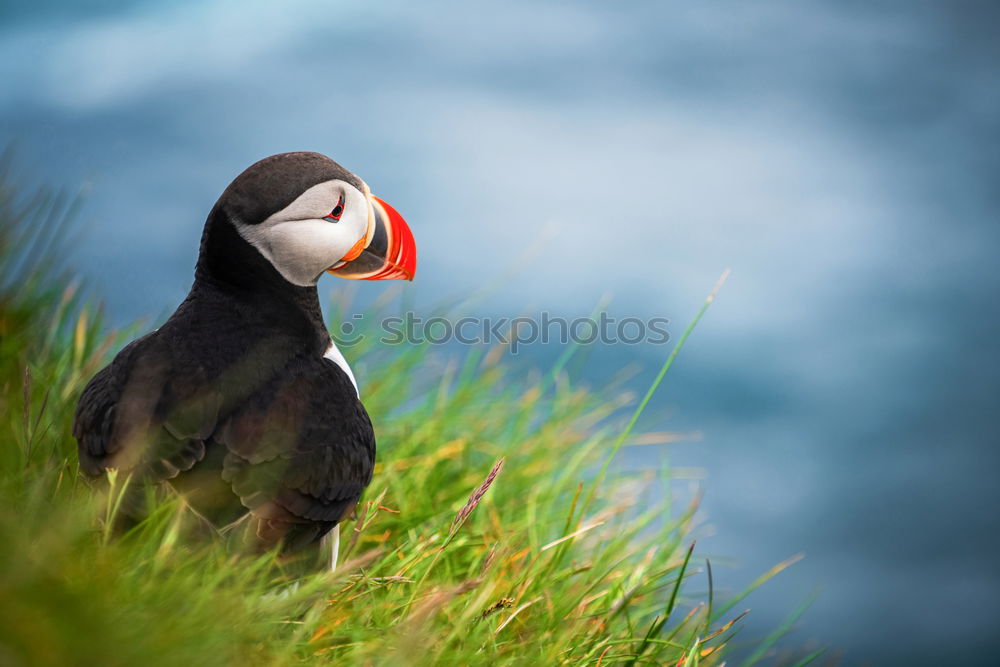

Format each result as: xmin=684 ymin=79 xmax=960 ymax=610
xmin=340 ymin=200 xmax=370 ymax=237
xmin=258 ymin=220 xmax=355 ymax=286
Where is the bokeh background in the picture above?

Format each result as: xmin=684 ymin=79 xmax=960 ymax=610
xmin=2 ymin=1 xmax=998 ymax=663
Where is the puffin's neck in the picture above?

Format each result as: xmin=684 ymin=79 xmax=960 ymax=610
xmin=192 ymin=206 xmax=330 ymax=349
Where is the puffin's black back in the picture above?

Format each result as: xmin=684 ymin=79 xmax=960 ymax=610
xmin=73 ymin=153 xmax=375 ymax=550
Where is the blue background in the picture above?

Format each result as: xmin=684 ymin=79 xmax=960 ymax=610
xmin=3 ymin=1 xmax=998 ymax=663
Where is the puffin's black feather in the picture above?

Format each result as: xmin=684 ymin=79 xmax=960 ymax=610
xmin=73 ymin=152 xmax=376 ymax=550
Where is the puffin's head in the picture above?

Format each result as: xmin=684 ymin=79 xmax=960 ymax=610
xmin=211 ymin=152 xmax=416 ymax=286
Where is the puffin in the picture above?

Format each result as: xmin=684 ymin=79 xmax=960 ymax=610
xmin=73 ymin=152 xmax=416 ymax=568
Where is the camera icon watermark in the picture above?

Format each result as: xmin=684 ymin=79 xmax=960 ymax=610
xmin=333 ymin=312 xmax=670 ymax=354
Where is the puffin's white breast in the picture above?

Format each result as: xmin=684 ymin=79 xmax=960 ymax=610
xmin=323 ymin=341 xmax=359 ymax=397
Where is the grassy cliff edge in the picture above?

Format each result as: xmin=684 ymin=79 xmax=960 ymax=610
xmin=0 ymin=175 xmax=809 ymax=666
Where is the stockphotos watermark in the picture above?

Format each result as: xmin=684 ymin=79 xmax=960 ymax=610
xmin=332 ymin=312 xmax=670 ymax=354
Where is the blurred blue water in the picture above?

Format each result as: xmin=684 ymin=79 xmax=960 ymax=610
xmin=2 ymin=1 xmax=998 ymax=663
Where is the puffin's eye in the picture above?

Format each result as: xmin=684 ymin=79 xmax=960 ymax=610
xmin=325 ymin=195 xmax=345 ymax=222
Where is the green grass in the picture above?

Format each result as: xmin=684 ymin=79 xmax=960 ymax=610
xmin=0 ymin=173 xmax=806 ymax=666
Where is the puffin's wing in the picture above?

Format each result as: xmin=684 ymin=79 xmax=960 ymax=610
xmin=73 ymin=333 xmax=219 ymax=480
xmin=216 ymin=354 xmax=375 ymax=547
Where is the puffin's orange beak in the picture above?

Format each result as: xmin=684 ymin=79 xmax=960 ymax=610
xmin=339 ymin=235 xmax=367 ymax=264
xmin=327 ymin=195 xmax=416 ymax=281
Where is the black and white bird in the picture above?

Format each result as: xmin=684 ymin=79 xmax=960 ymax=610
xmin=73 ymin=152 xmax=416 ymax=569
